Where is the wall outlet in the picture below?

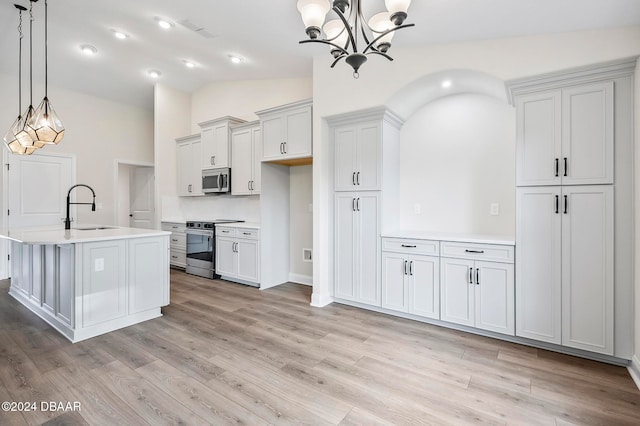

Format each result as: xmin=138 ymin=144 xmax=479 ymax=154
xmin=414 ymin=203 xmax=421 ymax=214
xmin=490 ymin=203 xmax=500 ymax=216
xmin=303 ymin=248 xmax=312 ymax=262
xmin=95 ymin=258 xmax=104 ymax=272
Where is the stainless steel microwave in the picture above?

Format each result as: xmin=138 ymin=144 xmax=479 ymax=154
xmin=202 ymin=168 xmax=230 ymax=193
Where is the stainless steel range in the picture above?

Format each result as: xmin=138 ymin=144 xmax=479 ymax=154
xmin=185 ymin=220 xmax=244 ymax=279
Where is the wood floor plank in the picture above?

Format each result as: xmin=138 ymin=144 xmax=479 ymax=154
xmin=92 ymin=360 xmax=207 ymax=425
xmin=137 ymin=359 xmax=271 ymax=425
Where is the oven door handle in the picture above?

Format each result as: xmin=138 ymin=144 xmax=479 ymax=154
xmin=186 ymin=230 xmax=214 ymax=237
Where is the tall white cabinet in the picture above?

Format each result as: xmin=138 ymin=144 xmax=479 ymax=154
xmin=329 ymin=108 xmax=402 ymax=308
xmin=231 ymin=121 xmax=262 ymax=195
xmin=508 ymin=58 xmax=636 ymax=357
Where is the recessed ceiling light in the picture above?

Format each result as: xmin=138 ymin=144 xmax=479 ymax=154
xmin=229 ymin=55 xmax=242 ymax=64
xmin=147 ymin=69 xmax=162 ymax=78
xmin=112 ymin=30 xmax=128 ymax=40
xmin=183 ymin=60 xmax=195 ymax=69
xmin=155 ymin=17 xmax=173 ymax=29
xmin=80 ymin=44 xmax=97 ymax=56
xmin=441 ymin=80 xmax=452 ymax=89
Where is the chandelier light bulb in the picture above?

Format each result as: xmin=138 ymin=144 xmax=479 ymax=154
xmin=385 ymin=0 xmax=412 ymax=25
xmin=368 ymin=12 xmax=395 ymax=53
xmin=323 ymin=19 xmax=349 ymax=57
xmin=297 ymin=0 xmax=331 ymax=39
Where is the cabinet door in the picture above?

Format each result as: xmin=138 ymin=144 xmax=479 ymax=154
xmin=216 ymin=237 xmax=237 ymax=277
xmin=202 ymin=124 xmax=230 ymax=169
xmin=334 ymin=125 xmax=358 ymax=191
xmin=561 ymin=82 xmax=614 ymax=185
xmin=334 ymin=193 xmax=357 ymax=301
xmin=408 ymin=255 xmax=440 ymax=319
xmin=201 ymin=126 xmax=215 ymax=169
xmin=128 ymin=237 xmax=167 ymax=314
xmin=440 ymin=257 xmax=474 ymax=327
xmin=251 ymin=128 xmax=262 ymax=194
xmin=284 ymin=106 xmax=312 ymax=158
xmin=190 ymin=140 xmax=203 ymax=195
xmin=561 ymin=185 xmax=613 ymax=355
xmin=515 ymin=91 xmax=562 ymax=186
xmin=475 ymin=261 xmax=514 ymax=335
xmin=176 ymin=141 xmax=192 ymax=196
xmin=237 ymin=238 xmax=260 ymax=283
xmin=515 ymin=187 xmax=562 ymax=344
xmin=231 ymin=128 xmax=253 ymax=196
xmin=356 ymin=193 xmax=380 ymax=306
xmin=382 ymin=252 xmax=408 ymax=312
xmin=261 ymin=115 xmax=284 ymax=161
xmin=357 ymin=122 xmax=381 ymax=191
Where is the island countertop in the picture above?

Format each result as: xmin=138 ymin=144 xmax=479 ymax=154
xmin=0 ymin=224 xmax=170 ymax=245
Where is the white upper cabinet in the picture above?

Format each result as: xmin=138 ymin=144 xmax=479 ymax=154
xmin=514 ymin=81 xmax=613 ymax=186
xmin=334 ymin=121 xmax=382 ymax=191
xmin=175 ymin=134 xmax=202 ymax=197
xmin=257 ymin=99 xmax=312 ymax=163
xmin=231 ymin=122 xmax=261 ymax=195
xmin=199 ymin=116 xmax=245 ymax=170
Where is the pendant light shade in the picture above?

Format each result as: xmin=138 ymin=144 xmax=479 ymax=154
xmin=31 ymin=0 xmax=65 ymax=145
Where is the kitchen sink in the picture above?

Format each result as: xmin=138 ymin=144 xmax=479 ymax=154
xmin=74 ymin=226 xmax=116 ymax=231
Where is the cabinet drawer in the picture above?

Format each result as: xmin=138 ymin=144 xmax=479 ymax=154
xmin=216 ymin=227 xmax=236 ymax=237
xmin=441 ymin=241 xmax=514 ymax=263
xmin=382 ymin=238 xmax=439 ymax=256
xmin=169 ymin=233 xmax=186 ymax=249
xmin=169 ymin=249 xmax=186 ymax=266
xmin=162 ymin=222 xmax=185 ymax=233
xmin=236 ymin=228 xmax=260 ymax=240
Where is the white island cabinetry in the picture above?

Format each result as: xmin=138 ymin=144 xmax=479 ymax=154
xmin=2 ymin=226 xmax=170 ymax=342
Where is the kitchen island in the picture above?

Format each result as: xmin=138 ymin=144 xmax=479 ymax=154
xmin=0 ymin=225 xmax=170 ymax=342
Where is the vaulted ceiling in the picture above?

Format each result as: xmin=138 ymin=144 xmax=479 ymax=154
xmin=1 ymin=0 xmax=638 ymax=109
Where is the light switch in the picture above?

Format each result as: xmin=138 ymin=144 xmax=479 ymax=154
xmin=414 ymin=203 xmax=421 ymax=214
xmin=95 ymin=258 xmax=104 ymax=272
xmin=490 ymin=203 xmax=500 ymax=216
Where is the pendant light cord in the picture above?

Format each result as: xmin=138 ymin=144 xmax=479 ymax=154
xmin=17 ymin=8 xmax=23 ymax=116
xmin=29 ymin=1 xmax=33 ymax=107
xmin=44 ymin=0 xmax=48 ymax=98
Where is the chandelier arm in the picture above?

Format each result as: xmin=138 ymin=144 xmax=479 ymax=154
xmin=366 ymin=50 xmax=394 ymax=62
xmin=299 ymin=39 xmax=349 ymax=56
xmin=333 ymin=5 xmax=357 ymax=53
xmin=362 ymin=23 xmax=415 ymax=55
xmin=330 ymin=55 xmax=347 ymax=68
xmin=356 ymin=1 xmax=373 ymax=48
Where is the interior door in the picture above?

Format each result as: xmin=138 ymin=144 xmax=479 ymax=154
xmin=129 ymin=166 xmax=154 ymax=229
xmin=7 ymin=152 xmax=74 ymax=228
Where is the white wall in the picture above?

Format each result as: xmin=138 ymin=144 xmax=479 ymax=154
xmin=399 ymin=94 xmax=515 ymax=236
xmin=0 ymin=73 xmax=153 ymax=226
xmin=635 ymin=58 xmax=640 ymax=364
xmin=311 ymin=26 xmax=640 ymax=317
xmin=290 ymin=165 xmax=313 ymax=283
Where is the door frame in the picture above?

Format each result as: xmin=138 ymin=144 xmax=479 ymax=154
xmin=113 ymin=159 xmax=155 ymax=229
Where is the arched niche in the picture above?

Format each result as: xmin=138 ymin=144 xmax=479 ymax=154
xmin=386 ymin=69 xmax=509 ymax=122
xmin=384 ymin=70 xmax=516 ymax=236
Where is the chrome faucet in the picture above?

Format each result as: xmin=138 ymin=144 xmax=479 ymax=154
xmin=65 ymin=184 xmax=96 ymax=230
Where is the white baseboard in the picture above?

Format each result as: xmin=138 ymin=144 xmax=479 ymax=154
xmin=628 ymin=355 xmax=640 ymax=390
xmin=289 ymin=273 xmax=312 ymax=286
xmin=310 ymin=292 xmax=333 ymax=307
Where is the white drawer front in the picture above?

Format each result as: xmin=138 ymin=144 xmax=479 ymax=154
xmin=441 ymin=241 xmax=514 ymax=263
xmin=169 ymin=233 xmax=186 ymax=249
xmin=216 ymin=227 xmax=236 ymax=237
xmin=382 ymin=238 xmax=439 ymax=256
xmin=237 ymin=229 xmax=260 ymax=240
xmin=162 ymin=222 xmax=185 ymax=233
xmin=169 ymin=249 xmax=186 ymax=266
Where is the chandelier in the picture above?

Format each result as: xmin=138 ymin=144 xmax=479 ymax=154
xmin=297 ymin=0 xmax=414 ymax=78
xmin=3 ymin=0 xmax=64 ymax=156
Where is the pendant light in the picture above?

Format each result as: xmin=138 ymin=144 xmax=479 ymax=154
xmin=30 ymin=0 xmax=65 ymax=145
xmin=2 ymin=4 xmax=38 ymax=155
xmin=20 ymin=0 xmax=45 ymax=149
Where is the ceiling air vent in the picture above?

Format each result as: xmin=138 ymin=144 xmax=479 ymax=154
xmin=178 ymin=19 xmax=217 ymax=39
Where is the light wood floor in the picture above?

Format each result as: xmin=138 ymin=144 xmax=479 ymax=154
xmin=1 ymin=270 xmax=639 ymax=425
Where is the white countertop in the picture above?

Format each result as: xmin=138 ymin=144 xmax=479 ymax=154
xmin=215 ymin=222 xmax=261 ymax=230
xmin=0 ymin=224 xmax=170 ymax=245
xmin=161 ymin=219 xmax=185 ymax=224
xmin=382 ymin=230 xmax=515 ymax=246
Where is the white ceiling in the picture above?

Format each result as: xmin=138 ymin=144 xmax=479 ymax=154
xmin=1 ymin=0 xmax=639 ymax=109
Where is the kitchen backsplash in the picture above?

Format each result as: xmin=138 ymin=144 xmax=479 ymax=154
xmin=161 ymin=195 xmax=260 ymax=223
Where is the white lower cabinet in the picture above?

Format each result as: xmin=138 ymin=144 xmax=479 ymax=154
xmin=161 ymin=222 xmax=186 ymax=269
xmin=381 ymin=238 xmax=440 ymax=319
xmin=216 ymin=226 xmax=260 ymax=286
xmin=440 ymin=242 xmax=515 ymax=336
xmin=516 ymin=185 xmax=614 ymax=355
xmin=334 ymin=192 xmax=380 ymax=306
